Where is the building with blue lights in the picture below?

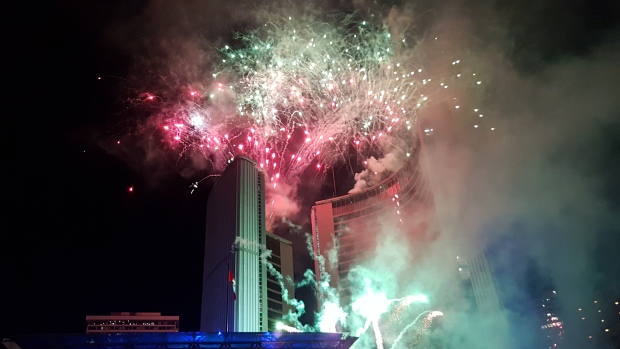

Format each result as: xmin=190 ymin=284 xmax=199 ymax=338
xmin=3 ymin=331 xmax=357 ymax=349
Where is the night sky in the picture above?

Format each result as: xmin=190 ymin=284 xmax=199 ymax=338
xmin=4 ymin=0 xmax=620 ymax=343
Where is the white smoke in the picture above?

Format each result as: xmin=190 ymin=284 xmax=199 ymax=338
xmin=349 ymin=152 xmax=404 ymax=193
xmin=266 ymin=181 xmax=301 ymax=231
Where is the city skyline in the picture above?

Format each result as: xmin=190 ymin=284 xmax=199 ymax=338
xmin=4 ymin=1 xmax=620 ymax=348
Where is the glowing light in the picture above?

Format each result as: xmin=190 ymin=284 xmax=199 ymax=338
xmin=352 ymin=282 xmax=390 ymax=321
xmin=276 ymin=322 xmax=302 ymax=333
xmin=317 ymin=301 xmax=347 ymax=332
xmin=190 ymin=115 xmax=204 ymax=127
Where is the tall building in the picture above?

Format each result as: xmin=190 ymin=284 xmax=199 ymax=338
xmin=201 ymin=156 xmax=267 ymax=332
xmin=85 ymin=312 xmax=179 ymax=333
xmin=311 ymin=141 xmax=434 ymax=306
xmin=266 ymin=232 xmax=295 ymax=331
xmin=200 ymin=156 xmax=295 ymax=333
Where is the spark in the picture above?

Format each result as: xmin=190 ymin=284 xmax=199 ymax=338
xmin=391 ymin=310 xmax=443 ymax=349
xmin=149 ymin=11 xmax=433 ymax=182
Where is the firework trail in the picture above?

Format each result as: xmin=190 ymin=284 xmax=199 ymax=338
xmin=390 ymin=310 xmax=443 ymax=349
xmin=258 ymin=224 xmax=441 ymax=348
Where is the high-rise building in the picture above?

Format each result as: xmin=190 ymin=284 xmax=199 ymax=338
xmin=266 ymin=232 xmax=295 ymax=331
xmin=311 ymin=141 xmax=434 ymax=307
xmin=200 ymin=156 xmax=295 ymax=333
xmin=201 ymin=156 xmax=267 ymax=332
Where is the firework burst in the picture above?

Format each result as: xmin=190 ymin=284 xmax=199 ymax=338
xmin=152 ymin=10 xmax=429 ymax=186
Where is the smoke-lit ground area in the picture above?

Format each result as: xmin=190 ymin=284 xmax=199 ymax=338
xmin=6 ymin=0 xmax=619 ymax=348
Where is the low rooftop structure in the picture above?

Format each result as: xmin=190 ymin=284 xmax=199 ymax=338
xmin=85 ymin=312 xmax=179 ymax=333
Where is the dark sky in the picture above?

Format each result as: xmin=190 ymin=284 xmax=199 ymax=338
xmin=4 ymin=0 xmax=620 ymax=341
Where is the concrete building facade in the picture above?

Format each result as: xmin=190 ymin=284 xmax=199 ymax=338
xmin=201 ymin=156 xmax=296 ymax=333
xmin=311 ymin=142 xmax=434 ymax=306
xmin=201 ymin=156 xmax=268 ymax=332
xmin=265 ymin=232 xmax=295 ymax=331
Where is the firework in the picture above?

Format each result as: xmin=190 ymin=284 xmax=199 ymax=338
xmin=153 ymin=10 xmax=429 ymax=186
xmin=127 ymin=6 xmax=487 ymax=346
xmin=390 ymin=310 xmax=443 ymax=349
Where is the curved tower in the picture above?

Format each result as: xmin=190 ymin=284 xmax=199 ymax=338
xmin=311 ymin=141 xmax=434 ymax=306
